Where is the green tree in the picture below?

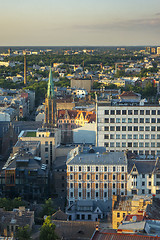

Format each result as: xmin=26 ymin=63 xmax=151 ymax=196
xmin=40 ymin=216 xmax=58 ymax=240
xmin=40 ymin=198 xmax=55 ymax=217
xmin=15 ymin=225 xmax=31 ymax=240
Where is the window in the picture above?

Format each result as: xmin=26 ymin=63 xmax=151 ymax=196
xmin=113 ymin=174 xmax=116 ymax=180
xmin=117 ymin=212 xmax=120 ymax=218
xmin=105 ymin=110 xmax=109 ymax=115
xmin=128 ymin=134 xmax=132 ymax=139
xmin=122 ymin=118 xmax=126 ymax=123
xmin=145 ymin=118 xmax=150 ymax=123
xmin=87 ymin=174 xmax=90 ymax=180
xmin=140 ymin=110 xmax=144 ymax=115
xmin=139 ymin=126 xmax=144 ymax=131
xmin=128 ymin=118 xmax=132 ymax=123
xmin=158 ymin=119 xmax=160 ymax=123
xmin=158 ymin=110 xmax=160 ymax=115
xmin=122 ymin=110 xmax=126 ymax=115
xmin=149 ymin=181 xmax=151 ymax=186
xmin=145 ymin=143 xmax=149 ymax=147
xmin=122 ymin=126 xmax=126 ymax=131
xmin=121 ymin=174 xmax=124 ymax=180
xmin=87 ymin=183 xmax=90 ymax=188
xmin=70 ymin=174 xmax=73 ymax=180
xmin=104 ymin=143 xmax=109 ymax=147
xmin=110 ymin=126 xmax=115 ymax=131
xmin=134 ymin=110 xmax=138 ymax=115
xmin=104 ymin=126 xmax=109 ymax=131
xmin=145 ymin=126 xmax=150 ymax=131
xmin=79 ymin=183 xmax=81 ymax=189
xmin=116 ymin=118 xmax=120 ymax=123
xmin=128 ymin=126 xmax=132 ymax=131
xmin=139 ymin=134 xmax=144 ymax=139
xmin=134 ymin=142 xmax=138 ymax=147
xmin=134 ymin=118 xmax=138 ymax=123
xmin=156 ymin=174 xmax=160 ymax=178
xmin=110 ymin=142 xmax=114 ymax=147
xmin=140 ymin=118 xmax=144 ymax=123
xmin=105 ymin=118 xmax=109 ymax=123
xmin=134 ymin=134 xmax=138 ymax=139
xmin=142 ymin=174 xmax=145 ymax=178
xmin=148 ymin=190 xmax=151 ymax=194
xmin=128 ymin=142 xmax=132 ymax=147
xmin=45 ymin=141 xmax=48 ymax=146
xmin=116 ymin=142 xmax=120 ymax=148
xmin=87 ymin=192 xmax=90 ymax=198
xmin=139 ymin=142 xmax=144 ymax=147
xmin=104 ymin=134 xmax=109 ymax=139
xmin=79 ymin=174 xmax=82 ymax=180
xmin=110 ymin=110 xmax=115 ymax=115
xmin=151 ymin=126 xmax=156 ymax=131
xmin=113 ymin=167 xmax=116 ymax=171
xmin=122 ymin=142 xmax=126 ymax=147
xmin=157 ymin=127 xmax=160 ymax=131
xmin=104 ymin=174 xmax=107 ymax=180
xmin=151 ymin=142 xmax=155 ymax=147
xmin=96 ymin=192 xmax=99 ymax=197
xmin=104 ymin=183 xmax=107 ymax=188
xmin=96 ymin=166 xmax=98 ymax=172
xmin=96 ymin=183 xmax=99 ymax=189
xmin=104 ymin=167 xmax=107 ymax=171
xmin=87 ymin=166 xmax=90 ymax=171
xmin=121 ymin=183 xmax=124 ymax=188
xmin=122 ymin=134 xmax=126 ymax=139
xmin=116 ymin=134 xmax=120 ymax=139
xmin=79 ymin=192 xmax=82 ymax=198
xmin=128 ymin=110 xmax=132 ymax=115
xmin=70 ymin=192 xmax=74 ymax=198
xmin=116 ymin=110 xmax=121 ymax=115
xmin=142 ymin=189 xmax=145 ymax=194
xmin=96 ymin=174 xmax=99 ymax=180
xmin=110 ymin=118 xmax=115 ymax=123
xmin=79 ymin=166 xmax=81 ymax=171
xmin=142 ymin=181 xmax=145 ymax=186
xmin=104 ymin=192 xmax=107 ymax=198
xmin=145 ymin=134 xmax=149 ymax=139
xmin=70 ymin=183 xmax=73 ymax=188
xmin=152 ymin=118 xmax=156 ymax=123
xmin=70 ymin=166 xmax=73 ymax=171
xmin=134 ymin=126 xmax=138 ymax=131
xmin=110 ymin=134 xmax=114 ymax=139
xmin=113 ymin=183 xmax=115 ymax=188
xmin=45 ymin=147 xmax=48 ymax=152
xmin=157 ymin=143 xmax=160 ymax=147
xmin=152 ymin=110 xmax=156 ymax=115
xmin=149 ymin=174 xmax=151 ymax=178
xmin=116 ymin=126 xmax=120 ymax=131
xmin=146 ymin=110 xmax=150 ymax=115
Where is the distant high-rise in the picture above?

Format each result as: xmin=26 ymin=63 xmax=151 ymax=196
xmin=44 ymin=68 xmax=57 ymax=128
xmin=8 ymin=48 xmax=11 ymax=55
xmin=24 ymin=53 xmax=27 ymax=85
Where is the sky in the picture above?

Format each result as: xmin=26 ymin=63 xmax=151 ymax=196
xmin=1 ymin=0 xmax=160 ymax=46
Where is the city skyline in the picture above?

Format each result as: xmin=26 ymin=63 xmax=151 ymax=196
xmin=1 ymin=0 xmax=160 ymax=46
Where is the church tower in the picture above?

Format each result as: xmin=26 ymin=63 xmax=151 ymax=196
xmin=44 ymin=68 xmax=57 ymax=128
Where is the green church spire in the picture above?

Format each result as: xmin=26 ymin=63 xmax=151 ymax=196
xmin=47 ymin=67 xmax=55 ymax=98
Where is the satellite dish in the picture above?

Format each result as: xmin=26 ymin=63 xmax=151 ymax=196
xmin=132 ymin=216 xmax=137 ymax=221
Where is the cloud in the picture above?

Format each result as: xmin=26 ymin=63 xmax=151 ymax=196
xmin=155 ymin=12 xmax=160 ymax=16
xmin=73 ymin=16 xmax=160 ymax=31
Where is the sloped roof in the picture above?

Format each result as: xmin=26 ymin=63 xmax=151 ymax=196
xmin=92 ymin=232 xmax=160 ymax=240
xmin=52 ymin=209 xmax=67 ymax=221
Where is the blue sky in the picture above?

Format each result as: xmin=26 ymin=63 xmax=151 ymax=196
xmin=1 ymin=0 xmax=160 ymax=46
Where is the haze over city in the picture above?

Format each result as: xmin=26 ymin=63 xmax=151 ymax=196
xmin=1 ymin=0 xmax=160 ymax=46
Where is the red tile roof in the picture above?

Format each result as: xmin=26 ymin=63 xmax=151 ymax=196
xmin=91 ymin=231 xmax=160 ymax=240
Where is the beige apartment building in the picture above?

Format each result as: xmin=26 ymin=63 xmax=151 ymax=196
xmin=19 ymin=128 xmax=61 ymax=167
xmin=66 ymin=147 xmax=127 ymax=206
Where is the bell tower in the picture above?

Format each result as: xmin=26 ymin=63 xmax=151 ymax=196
xmin=44 ymin=68 xmax=57 ymax=128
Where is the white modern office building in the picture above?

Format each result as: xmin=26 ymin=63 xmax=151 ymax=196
xmin=96 ymin=91 xmax=160 ymax=157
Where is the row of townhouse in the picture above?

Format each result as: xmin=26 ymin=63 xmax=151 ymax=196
xmin=66 ymin=146 xmax=160 ymax=221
